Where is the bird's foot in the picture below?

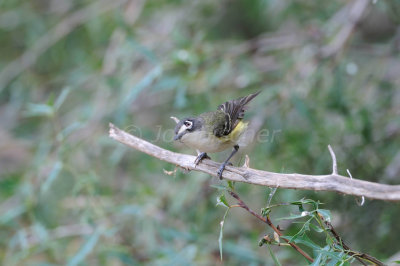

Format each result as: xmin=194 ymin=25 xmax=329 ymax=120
xmin=217 ymin=162 xmax=231 ymax=180
xmin=194 ymin=152 xmax=210 ymax=166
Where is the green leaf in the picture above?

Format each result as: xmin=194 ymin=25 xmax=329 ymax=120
xmin=310 ymin=252 xmax=323 ymax=266
xmin=0 ymin=205 xmax=25 ymax=225
xmin=261 ymin=207 xmax=271 ymax=217
xmin=318 ymin=248 xmax=343 ymax=261
xmin=57 ymin=122 xmax=85 ymax=141
xmin=23 ymin=103 xmax=54 ymax=117
xmin=47 ymin=92 xmax=55 ymax=106
xmin=326 ymin=257 xmax=340 ymax=266
xmin=32 ymin=223 xmax=49 ymax=243
xmin=392 ymin=260 xmax=400 ymax=264
xmin=54 ymin=87 xmax=71 ymax=110
xmin=277 ymin=213 xmax=309 ymax=221
xmin=219 ymin=208 xmax=230 ymax=261
xmin=210 ymin=184 xmax=228 ymax=191
xmin=289 ymin=198 xmax=320 ymax=210
xmin=41 ymin=161 xmax=63 ymax=193
xmin=267 ymin=244 xmax=282 ymax=266
xmin=317 ymin=209 xmax=331 ymax=222
xmin=127 ymin=37 xmax=158 ymax=63
xmin=282 ymin=234 xmax=321 ymax=250
xmin=216 ymin=194 xmax=230 ymax=208
xmin=289 ymin=198 xmax=317 ymax=206
xmin=316 ymin=245 xmax=351 ymax=265
xmin=67 ymin=228 xmax=101 ymax=266
xmin=227 ymin=180 xmax=235 ymax=190
xmin=289 ymin=218 xmax=312 ymax=243
xmin=124 ymin=65 xmax=162 ymax=106
xmin=325 ymin=235 xmax=334 ymax=246
xmin=309 ymin=223 xmax=325 ymax=233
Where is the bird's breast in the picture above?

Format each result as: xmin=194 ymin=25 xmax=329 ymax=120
xmin=180 ymin=131 xmax=234 ymax=153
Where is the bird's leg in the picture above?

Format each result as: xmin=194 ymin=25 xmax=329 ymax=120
xmin=194 ymin=151 xmax=211 ymax=166
xmin=217 ymin=145 xmax=239 ymax=180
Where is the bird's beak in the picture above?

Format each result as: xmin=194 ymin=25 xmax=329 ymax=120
xmin=174 ymin=131 xmax=185 ymax=141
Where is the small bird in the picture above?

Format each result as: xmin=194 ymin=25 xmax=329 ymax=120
xmin=173 ymin=91 xmax=260 ymax=179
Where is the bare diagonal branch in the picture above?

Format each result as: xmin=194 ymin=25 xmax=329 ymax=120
xmin=228 ymin=191 xmax=314 ymax=263
xmin=318 ymin=212 xmax=384 ymax=265
xmin=109 ymin=123 xmax=400 ymax=202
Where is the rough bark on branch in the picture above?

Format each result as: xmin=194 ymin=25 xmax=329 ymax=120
xmin=109 ymin=123 xmax=400 ymax=202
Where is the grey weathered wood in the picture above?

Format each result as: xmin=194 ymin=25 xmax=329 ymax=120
xmin=109 ymin=123 xmax=400 ymax=202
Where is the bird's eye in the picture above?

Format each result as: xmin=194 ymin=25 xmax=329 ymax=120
xmin=184 ymin=121 xmax=192 ymax=128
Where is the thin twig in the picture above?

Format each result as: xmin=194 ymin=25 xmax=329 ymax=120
xmin=328 ymin=144 xmax=338 ymax=175
xmin=228 ymin=191 xmax=314 ymax=263
xmin=347 ymin=169 xmax=365 ymax=206
xmin=108 ymin=124 xmax=400 ymax=201
xmin=229 ymin=31 xmax=304 ymax=57
xmin=320 ymin=0 xmax=369 ymax=58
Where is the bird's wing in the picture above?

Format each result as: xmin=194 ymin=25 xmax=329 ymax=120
xmin=217 ymin=91 xmax=260 ymax=136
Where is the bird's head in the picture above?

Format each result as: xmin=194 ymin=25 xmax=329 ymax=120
xmin=173 ymin=117 xmax=201 ymax=141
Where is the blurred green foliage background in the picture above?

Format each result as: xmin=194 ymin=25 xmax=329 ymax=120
xmin=1 ymin=0 xmax=400 ymax=265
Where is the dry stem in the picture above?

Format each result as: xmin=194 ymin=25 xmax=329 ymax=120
xmin=319 ymin=213 xmax=384 ymax=265
xmin=228 ymin=191 xmax=314 ymax=263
